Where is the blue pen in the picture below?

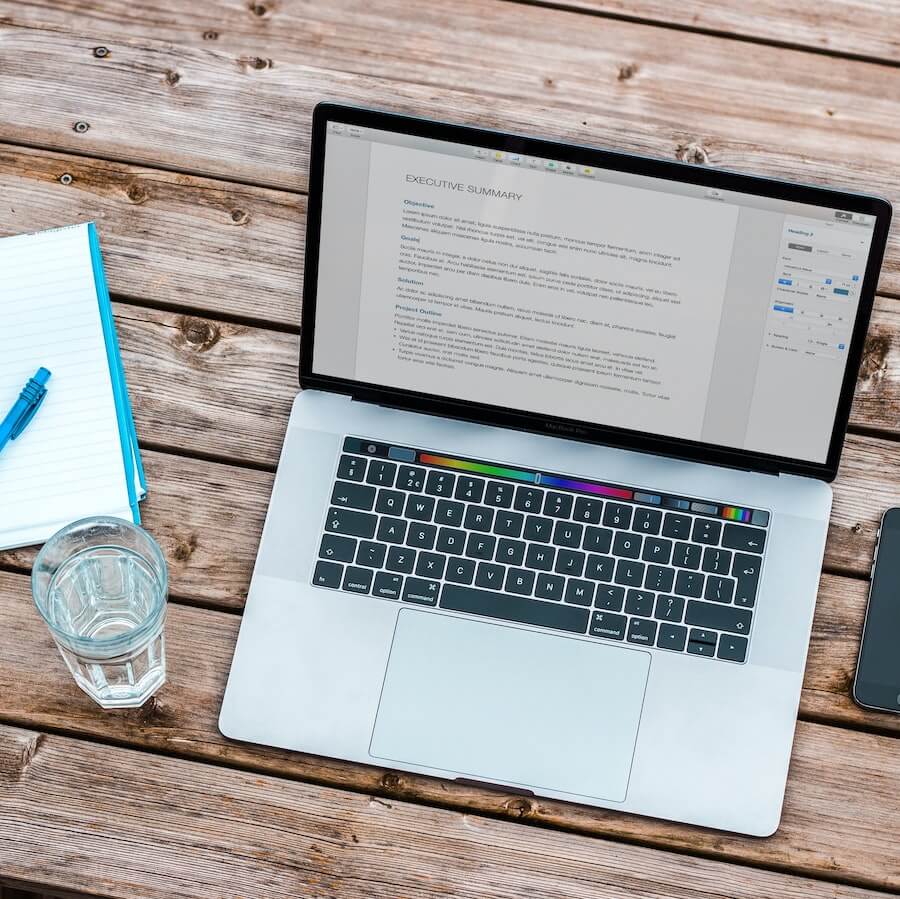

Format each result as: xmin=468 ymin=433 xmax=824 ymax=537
xmin=0 ymin=367 xmax=52 ymax=455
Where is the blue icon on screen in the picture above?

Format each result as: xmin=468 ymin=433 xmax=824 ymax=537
xmin=838 ymin=343 xmax=846 ymax=350
xmin=825 ymin=278 xmax=832 ymax=285
xmin=852 ymin=275 xmax=860 ymax=281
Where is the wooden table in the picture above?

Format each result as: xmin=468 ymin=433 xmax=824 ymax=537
xmin=0 ymin=1 xmax=899 ymax=896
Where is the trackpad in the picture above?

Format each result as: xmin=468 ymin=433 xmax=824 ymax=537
xmin=370 ymin=610 xmax=650 ymax=801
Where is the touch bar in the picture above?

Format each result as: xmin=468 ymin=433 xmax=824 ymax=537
xmin=418 ymin=453 xmax=536 ymax=482
xmin=539 ymin=475 xmax=632 ymax=500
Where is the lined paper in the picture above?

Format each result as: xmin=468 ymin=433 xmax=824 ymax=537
xmin=0 ymin=224 xmax=134 ymax=548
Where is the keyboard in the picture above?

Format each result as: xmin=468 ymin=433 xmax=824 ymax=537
xmin=312 ymin=437 xmax=770 ymax=664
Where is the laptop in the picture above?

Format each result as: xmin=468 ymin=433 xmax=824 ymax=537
xmin=220 ymin=103 xmax=891 ymax=836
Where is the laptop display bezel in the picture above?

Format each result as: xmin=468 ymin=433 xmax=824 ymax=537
xmin=300 ymin=102 xmax=892 ymax=482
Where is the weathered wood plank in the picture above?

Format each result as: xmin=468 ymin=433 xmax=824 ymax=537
xmin=0 ymin=144 xmax=303 ymax=326
xmin=0 ymin=21 xmax=898 ymax=294
xmin=0 ymin=304 xmax=892 ymax=581
xmin=0 ymin=573 xmax=898 ymax=889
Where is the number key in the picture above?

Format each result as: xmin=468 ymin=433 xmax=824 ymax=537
xmin=573 ymin=497 xmax=603 ymax=524
xmin=398 ymin=466 xmax=426 ymax=492
xmin=603 ymin=503 xmax=633 ymax=529
xmin=336 ymin=454 xmax=366 ymax=482
xmin=514 ymin=486 xmax=544 ymax=513
xmin=633 ymin=508 xmax=662 ymax=534
xmin=365 ymin=460 xmax=396 ymax=487
xmin=425 ymin=470 xmax=456 ymax=497
xmin=485 ymin=481 xmax=514 ymax=508
xmin=543 ymin=491 xmax=574 ymax=518
xmin=455 ymin=476 xmax=485 ymax=503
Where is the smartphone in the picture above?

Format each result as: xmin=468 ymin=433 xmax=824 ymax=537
xmin=854 ymin=507 xmax=900 ymax=713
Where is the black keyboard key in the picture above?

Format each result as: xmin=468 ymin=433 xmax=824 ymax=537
xmin=565 ymin=578 xmax=595 ymax=606
xmin=326 ymin=507 xmax=377 ymax=539
xmin=514 ymin=486 xmax=544 ymax=513
xmin=466 ymin=533 xmax=496 ymax=560
xmin=496 ymin=538 xmax=526 ymax=566
xmin=377 ymin=517 xmax=407 ymax=545
xmin=645 ymin=564 xmax=675 ymax=592
xmin=722 ymin=523 xmax=766 ymax=554
xmin=704 ymin=575 xmax=735 ymax=604
xmin=319 ymin=534 xmax=356 ymax=563
xmin=337 ymin=454 xmax=366 ymax=482
xmin=585 ymin=554 xmax=615 ymax=582
xmin=554 ymin=548 xmax=585 ymax=577
xmin=702 ymin=546 xmax=732 ymax=575
xmin=342 ymin=565 xmax=373 ymax=594
xmin=415 ymin=552 xmax=446 ymax=579
xmin=455 ymin=476 xmax=485 ymax=503
xmin=582 ymin=526 xmax=613 ymax=553
xmin=717 ymin=634 xmax=749 ymax=662
xmin=543 ymin=491 xmax=574 ymax=519
xmin=662 ymin=513 xmax=691 ymax=540
xmin=425 ymin=470 xmax=456 ymax=497
xmin=525 ymin=544 xmax=555 ymax=571
xmin=687 ymin=628 xmax=717 ymax=657
xmin=692 ymin=519 xmax=721 ymax=545
xmin=446 ymin=557 xmax=476 ymax=585
xmin=313 ymin=560 xmax=343 ymax=588
xmin=356 ymin=540 xmax=387 ymax=568
xmin=403 ymin=577 xmax=440 ymax=606
xmin=441 ymin=584 xmax=589 ymax=634
xmin=485 ymin=481 xmax=514 ymax=508
xmin=365 ymin=460 xmax=397 ymax=487
xmin=375 ymin=489 xmax=405 ymax=515
xmin=505 ymin=567 xmax=536 ymax=596
xmin=386 ymin=546 xmax=416 ymax=574
xmin=589 ymin=611 xmax=626 ymax=640
xmin=594 ymin=584 xmax=625 ymax=611
xmin=552 ymin=521 xmax=583 ymax=548
xmin=493 ymin=511 xmax=524 ymax=538
xmin=407 ymin=523 xmax=437 ymax=550
xmin=674 ymin=570 xmax=704 ymax=598
xmin=625 ymin=589 xmax=655 ymax=617
xmin=685 ymin=600 xmax=752 ymax=635
xmin=603 ymin=503 xmax=633 ymax=529
xmin=614 ymin=559 xmax=645 ymax=587
xmin=373 ymin=572 xmax=403 ymax=600
xmin=657 ymin=623 xmax=687 ymax=652
xmin=474 ymin=562 xmax=505 ymax=590
xmin=405 ymin=494 xmax=436 ymax=522
xmin=464 ymin=505 xmax=494 ymax=532
xmin=654 ymin=594 xmax=685 ymax=622
xmin=672 ymin=542 xmax=702 ymax=570
xmin=436 ymin=527 xmax=466 ymax=554
xmin=523 ymin=515 xmax=553 ymax=542
xmin=435 ymin=499 xmax=465 ymax=527
xmin=627 ymin=617 xmax=657 ymax=646
xmin=733 ymin=552 xmax=762 ymax=607
xmin=573 ymin=497 xmax=603 ymax=524
xmin=612 ymin=531 xmax=642 ymax=559
xmin=331 ymin=481 xmax=376 ymax=511
xmin=632 ymin=508 xmax=662 ymax=535
xmin=535 ymin=573 xmax=565 ymax=601
xmin=641 ymin=536 xmax=672 ymax=565
xmin=397 ymin=465 xmax=426 ymax=492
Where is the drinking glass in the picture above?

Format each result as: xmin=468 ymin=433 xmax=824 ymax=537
xmin=31 ymin=516 xmax=168 ymax=709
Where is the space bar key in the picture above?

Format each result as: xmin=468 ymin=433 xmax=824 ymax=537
xmin=440 ymin=584 xmax=589 ymax=633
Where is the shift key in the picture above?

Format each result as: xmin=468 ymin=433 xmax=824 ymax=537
xmin=325 ymin=507 xmax=377 ymax=538
xmin=685 ymin=600 xmax=752 ymax=635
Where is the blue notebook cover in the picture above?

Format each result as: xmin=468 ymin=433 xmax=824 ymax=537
xmin=88 ymin=222 xmax=147 ymax=523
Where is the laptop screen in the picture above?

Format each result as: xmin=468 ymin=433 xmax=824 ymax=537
xmin=310 ymin=117 xmax=881 ymax=467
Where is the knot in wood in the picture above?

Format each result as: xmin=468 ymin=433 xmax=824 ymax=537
xmin=676 ymin=141 xmax=709 ymax=165
xmin=860 ymin=332 xmax=889 ymax=386
xmin=543 ymin=76 xmax=555 ymax=88
xmin=165 ymin=70 xmax=181 ymax=86
xmin=504 ymin=797 xmax=534 ymax=818
xmin=617 ymin=63 xmax=639 ymax=82
xmin=59 ymin=173 xmax=74 ymax=186
xmin=230 ymin=208 xmax=250 ymax=224
xmin=380 ymin=772 xmax=402 ymax=791
xmin=93 ymin=46 xmax=109 ymax=59
xmin=73 ymin=120 xmax=90 ymax=134
xmin=180 ymin=316 xmax=221 ymax=352
xmin=126 ymin=183 xmax=148 ymax=203
xmin=250 ymin=1 xmax=269 ymax=15
xmin=173 ymin=533 xmax=198 ymax=562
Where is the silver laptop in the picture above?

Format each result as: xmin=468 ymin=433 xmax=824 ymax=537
xmin=220 ymin=103 xmax=891 ymax=836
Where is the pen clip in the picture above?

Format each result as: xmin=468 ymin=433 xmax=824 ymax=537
xmin=10 ymin=389 xmax=46 ymax=440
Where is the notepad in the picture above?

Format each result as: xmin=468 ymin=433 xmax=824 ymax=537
xmin=0 ymin=223 xmax=146 ymax=549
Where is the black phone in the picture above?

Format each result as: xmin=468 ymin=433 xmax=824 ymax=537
xmin=854 ymin=507 xmax=900 ymax=713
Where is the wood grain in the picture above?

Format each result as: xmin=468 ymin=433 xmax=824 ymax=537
xmin=0 ymin=19 xmax=898 ymax=294
xmin=0 ymin=571 xmax=899 ymax=890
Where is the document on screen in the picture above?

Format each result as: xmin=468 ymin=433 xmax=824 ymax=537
xmin=354 ymin=143 xmax=740 ymax=440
